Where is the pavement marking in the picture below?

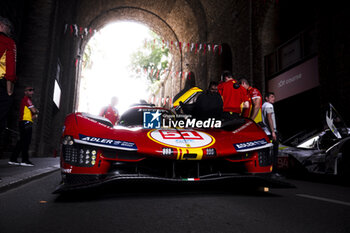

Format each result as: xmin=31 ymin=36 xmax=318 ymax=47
xmin=296 ymin=194 xmax=350 ymax=207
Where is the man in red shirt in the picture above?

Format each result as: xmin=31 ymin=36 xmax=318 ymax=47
xmin=217 ymin=71 xmax=249 ymax=119
xmin=0 ymin=17 xmax=17 ymax=134
xmin=240 ymin=78 xmax=263 ymax=124
xmin=100 ymin=96 xmax=119 ymax=126
xmin=9 ymin=86 xmax=38 ymax=166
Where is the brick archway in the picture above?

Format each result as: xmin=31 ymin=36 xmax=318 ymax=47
xmin=73 ymin=2 xmax=208 ymax=111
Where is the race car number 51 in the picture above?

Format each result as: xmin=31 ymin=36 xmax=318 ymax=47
xmin=159 ymin=130 xmax=204 ymax=140
xmin=148 ymin=129 xmax=214 ymax=148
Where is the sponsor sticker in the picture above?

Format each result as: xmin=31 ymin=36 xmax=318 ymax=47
xmin=148 ymin=129 xmax=214 ymax=148
xmin=233 ymin=138 xmax=268 ymax=151
xmin=78 ymin=134 xmax=137 ymax=150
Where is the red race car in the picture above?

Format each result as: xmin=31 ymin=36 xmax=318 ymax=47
xmin=55 ymin=104 xmax=274 ymax=192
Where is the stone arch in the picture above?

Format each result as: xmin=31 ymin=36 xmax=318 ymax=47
xmin=82 ymin=6 xmax=182 ymax=64
xmin=72 ymin=0 xmax=208 ymax=103
xmin=76 ymin=7 xmax=183 ymax=109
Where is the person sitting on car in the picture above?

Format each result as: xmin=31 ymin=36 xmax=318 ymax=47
xmin=193 ymin=81 xmax=223 ymax=121
xmin=172 ymin=72 xmax=202 ymax=115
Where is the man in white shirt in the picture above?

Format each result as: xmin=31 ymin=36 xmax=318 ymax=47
xmin=262 ymin=92 xmax=277 ymax=140
xmin=262 ymin=92 xmax=279 ymax=173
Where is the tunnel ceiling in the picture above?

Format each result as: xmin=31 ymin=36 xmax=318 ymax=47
xmin=76 ymin=0 xmax=207 ymax=51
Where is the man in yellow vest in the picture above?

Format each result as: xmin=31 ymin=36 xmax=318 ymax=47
xmin=0 ymin=16 xmax=17 ymax=134
xmin=9 ymin=86 xmax=38 ymax=166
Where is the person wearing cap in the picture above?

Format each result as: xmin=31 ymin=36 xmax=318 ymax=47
xmin=9 ymin=86 xmax=38 ymax=166
xmin=217 ymin=71 xmax=249 ymax=119
xmin=0 ymin=16 xmax=17 ymax=134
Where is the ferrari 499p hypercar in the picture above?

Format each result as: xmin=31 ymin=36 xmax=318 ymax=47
xmin=55 ymin=105 xmax=275 ymax=192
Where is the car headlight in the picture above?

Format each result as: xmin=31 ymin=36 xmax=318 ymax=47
xmin=162 ymin=148 xmax=174 ymax=156
xmin=79 ymin=149 xmax=97 ymax=165
xmin=62 ymin=137 xmax=97 ymax=167
xmin=205 ymin=148 xmax=216 ymax=157
xmin=62 ymin=135 xmax=74 ymax=146
xmin=258 ymin=148 xmax=273 ymax=167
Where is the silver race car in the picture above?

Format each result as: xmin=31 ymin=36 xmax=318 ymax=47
xmin=278 ymin=104 xmax=350 ymax=177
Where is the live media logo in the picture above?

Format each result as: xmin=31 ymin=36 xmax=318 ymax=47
xmin=143 ymin=110 xmax=222 ymax=129
xmin=143 ymin=111 xmax=161 ymax=129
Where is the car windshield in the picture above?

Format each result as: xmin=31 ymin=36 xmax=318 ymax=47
xmin=283 ymin=104 xmax=350 ymax=149
xmin=282 ymin=129 xmax=319 ymax=147
xmin=118 ymin=106 xmax=250 ymax=131
xmin=284 ymin=129 xmax=345 ymax=150
xmin=118 ymin=107 xmax=173 ymax=127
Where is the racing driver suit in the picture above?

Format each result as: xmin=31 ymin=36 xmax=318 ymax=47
xmin=0 ymin=32 xmax=17 ymax=132
xmin=218 ymin=79 xmax=248 ymax=118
